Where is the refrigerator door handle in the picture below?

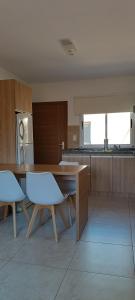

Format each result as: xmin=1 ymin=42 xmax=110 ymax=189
xmin=19 ymin=120 xmax=25 ymax=141
xmin=23 ymin=146 xmax=26 ymax=163
xmin=20 ymin=145 xmax=25 ymax=164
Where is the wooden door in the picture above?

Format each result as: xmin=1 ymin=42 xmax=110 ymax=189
xmin=33 ymin=101 xmax=67 ymax=164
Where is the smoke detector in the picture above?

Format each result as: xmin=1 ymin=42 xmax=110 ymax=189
xmin=59 ymin=38 xmax=77 ymax=56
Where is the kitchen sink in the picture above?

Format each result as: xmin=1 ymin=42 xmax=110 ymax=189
xmin=69 ymin=147 xmax=135 ymax=155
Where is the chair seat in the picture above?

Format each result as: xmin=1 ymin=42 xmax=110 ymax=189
xmin=0 ymin=195 xmax=25 ymax=202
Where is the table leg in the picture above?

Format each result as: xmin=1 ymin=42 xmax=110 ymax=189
xmin=76 ymin=167 xmax=89 ymax=240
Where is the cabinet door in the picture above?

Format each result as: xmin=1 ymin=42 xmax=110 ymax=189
xmin=0 ymin=80 xmax=16 ymax=163
xmin=112 ymin=156 xmax=135 ymax=193
xmin=91 ymin=156 xmax=112 ymax=192
xmin=14 ymin=81 xmax=32 ymax=113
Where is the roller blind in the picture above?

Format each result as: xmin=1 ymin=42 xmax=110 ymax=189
xmin=74 ymin=95 xmax=135 ymax=114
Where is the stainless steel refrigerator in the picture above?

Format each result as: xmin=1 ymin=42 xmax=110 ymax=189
xmin=16 ymin=113 xmax=34 ymax=207
xmin=16 ymin=112 xmax=34 ymax=164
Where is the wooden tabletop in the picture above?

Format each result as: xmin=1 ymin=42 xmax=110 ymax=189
xmin=0 ymin=164 xmax=87 ymax=176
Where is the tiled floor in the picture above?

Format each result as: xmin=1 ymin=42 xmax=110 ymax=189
xmin=0 ymin=195 xmax=135 ymax=299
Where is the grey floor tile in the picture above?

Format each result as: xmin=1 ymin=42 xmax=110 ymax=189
xmin=0 ymin=234 xmax=25 ymax=260
xmin=13 ymin=238 xmax=77 ymax=269
xmin=0 ymin=259 xmax=9 ymax=271
xmin=0 ymin=213 xmax=27 ymax=237
xmin=56 ymin=270 xmax=135 ymax=300
xmin=69 ymin=241 xmax=134 ymax=277
xmin=81 ymin=220 xmax=132 ymax=245
xmin=29 ymin=216 xmax=67 ymax=240
xmin=89 ymin=207 xmax=130 ymax=226
xmin=61 ymin=223 xmax=76 ymax=240
xmin=0 ymin=261 xmax=65 ymax=300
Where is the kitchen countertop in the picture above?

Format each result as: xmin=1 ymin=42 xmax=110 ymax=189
xmin=63 ymin=148 xmax=135 ymax=156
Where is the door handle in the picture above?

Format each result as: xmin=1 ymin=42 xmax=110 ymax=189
xmin=59 ymin=141 xmax=64 ymax=150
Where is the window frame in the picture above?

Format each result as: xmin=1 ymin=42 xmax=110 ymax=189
xmin=80 ymin=112 xmax=133 ymax=148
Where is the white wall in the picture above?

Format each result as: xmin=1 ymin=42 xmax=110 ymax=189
xmin=32 ymin=76 xmax=135 ymax=125
xmin=0 ymin=66 xmax=28 ymax=85
xmin=0 ymin=66 xmax=20 ymax=80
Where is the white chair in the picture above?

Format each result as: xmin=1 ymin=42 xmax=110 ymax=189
xmin=0 ymin=170 xmax=26 ymax=238
xmin=58 ymin=161 xmax=79 ymax=225
xmin=26 ymin=172 xmax=69 ymax=242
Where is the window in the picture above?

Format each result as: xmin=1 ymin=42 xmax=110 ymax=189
xmin=83 ymin=112 xmax=131 ymax=146
xmin=108 ymin=112 xmax=130 ymax=144
xmin=84 ymin=114 xmax=105 ymax=145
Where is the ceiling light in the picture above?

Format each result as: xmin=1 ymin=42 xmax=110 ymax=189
xmin=59 ymin=38 xmax=77 ymax=56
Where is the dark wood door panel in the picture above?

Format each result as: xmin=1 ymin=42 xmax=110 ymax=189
xmin=33 ymin=101 xmax=67 ymax=164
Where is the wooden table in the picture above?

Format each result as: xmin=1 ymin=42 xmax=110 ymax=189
xmin=0 ymin=164 xmax=89 ymax=240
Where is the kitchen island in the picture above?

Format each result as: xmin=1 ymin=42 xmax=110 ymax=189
xmin=0 ymin=164 xmax=89 ymax=241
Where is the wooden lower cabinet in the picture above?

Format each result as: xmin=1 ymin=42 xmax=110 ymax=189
xmin=112 ymin=156 xmax=135 ymax=194
xmin=91 ymin=156 xmax=112 ymax=192
xmin=62 ymin=153 xmax=135 ymax=195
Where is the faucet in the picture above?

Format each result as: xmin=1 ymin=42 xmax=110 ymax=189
xmin=104 ymin=138 xmax=108 ymax=151
xmin=113 ymin=144 xmax=120 ymax=150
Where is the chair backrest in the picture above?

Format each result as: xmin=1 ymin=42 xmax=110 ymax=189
xmin=26 ymin=172 xmax=64 ymax=205
xmin=59 ymin=160 xmax=79 ymax=166
xmin=0 ymin=170 xmax=25 ymax=202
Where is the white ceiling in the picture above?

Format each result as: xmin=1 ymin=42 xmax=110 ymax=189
xmin=0 ymin=0 xmax=135 ymax=83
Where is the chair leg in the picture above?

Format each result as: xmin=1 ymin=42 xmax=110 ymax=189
xmin=26 ymin=205 xmax=39 ymax=238
xmin=68 ymin=196 xmax=73 ymax=226
xmin=20 ymin=201 xmax=30 ymax=223
xmin=39 ymin=208 xmax=45 ymax=225
xmin=3 ymin=205 xmax=8 ymax=221
xmin=71 ymin=195 xmax=76 ymax=210
xmin=51 ymin=205 xmax=58 ymax=242
xmin=12 ymin=202 xmax=17 ymax=238
xmin=57 ymin=204 xmax=69 ymax=228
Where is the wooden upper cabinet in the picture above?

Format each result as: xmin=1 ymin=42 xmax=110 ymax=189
xmin=14 ymin=80 xmax=32 ymax=113
xmin=0 ymin=80 xmax=16 ymax=163
xmin=0 ymin=79 xmax=32 ymax=164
